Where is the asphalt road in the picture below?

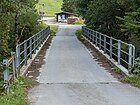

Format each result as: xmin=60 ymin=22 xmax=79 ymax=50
xmin=28 ymin=25 xmax=140 ymax=105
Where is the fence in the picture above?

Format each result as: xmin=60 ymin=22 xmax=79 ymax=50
xmin=82 ymin=26 xmax=135 ymax=72
xmin=2 ymin=26 xmax=50 ymax=94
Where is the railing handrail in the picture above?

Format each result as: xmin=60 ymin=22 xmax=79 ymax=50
xmin=1 ymin=26 xmax=50 ymax=94
xmin=82 ymin=26 xmax=135 ymax=73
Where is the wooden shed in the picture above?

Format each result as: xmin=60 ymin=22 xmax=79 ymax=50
xmin=56 ymin=12 xmax=77 ymax=23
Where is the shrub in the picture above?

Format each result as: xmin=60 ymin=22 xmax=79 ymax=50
xmin=132 ymin=57 xmax=140 ymax=75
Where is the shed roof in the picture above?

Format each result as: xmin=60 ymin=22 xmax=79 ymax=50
xmin=55 ymin=12 xmax=76 ymax=15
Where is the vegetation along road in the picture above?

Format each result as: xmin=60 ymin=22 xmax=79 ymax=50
xmin=0 ymin=0 xmax=140 ymax=105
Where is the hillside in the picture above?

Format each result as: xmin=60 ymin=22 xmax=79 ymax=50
xmin=36 ymin=0 xmax=63 ymax=17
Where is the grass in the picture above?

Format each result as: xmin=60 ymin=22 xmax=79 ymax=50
xmin=50 ymin=25 xmax=58 ymax=37
xmin=75 ymin=29 xmax=82 ymax=38
xmin=0 ymin=77 xmax=37 ymax=105
xmin=112 ymin=67 xmax=122 ymax=75
xmin=36 ymin=0 xmax=63 ymax=17
xmin=121 ymin=75 xmax=140 ymax=88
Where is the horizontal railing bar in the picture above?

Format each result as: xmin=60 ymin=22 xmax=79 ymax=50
xmin=120 ymin=58 xmax=129 ymax=65
xmin=112 ymin=45 xmax=118 ymax=49
xmin=82 ymin=26 xmax=135 ymax=72
xmin=120 ymin=50 xmax=129 ymax=55
xmin=112 ymin=52 xmax=118 ymax=58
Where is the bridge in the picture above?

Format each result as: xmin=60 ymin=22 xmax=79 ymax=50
xmin=2 ymin=25 xmax=140 ymax=105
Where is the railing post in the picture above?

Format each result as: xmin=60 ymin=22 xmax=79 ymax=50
xmin=82 ymin=27 xmax=85 ymax=36
xmin=86 ymin=29 xmax=88 ymax=38
xmin=41 ymin=31 xmax=44 ymax=44
xmin=30 ymin=39 xmax=32 ymax=59
xmin=96 ymin=32 xmax=98 ymax=46
xmin=34 ymin=36 xmax=36 ymax=54
xmin=37 ymin=34 xmax=39 ymax=50
xmin=110 ymin=37 xmax=113 ymax=58
xmin=16 ymin=45 xmax=20 ymax=75
xmin=24 ymin=41 xmax=27 ymax=65
xmin=128 ymin=44 xmax=133 ymax=70
xmin=88 ymin=29 xmax=90 ymax=40
xmin=85 ymin=28 xmax=87 ymax=37
xmin=85 ymin=28 xmax=88 ymax=38
xmin=99 ymin=33 xmax=101 ymax=49
xmin=39 ymin=32 xmax=41 ymax=46
xmin=92 ymin=31 xmax=95 ymax=43
xmin=3 ymin=59 xmax=10 ymax=95
xmin=89 ymin=30 xmax=92 ymax=42
xmin=43 ymin=29 xmax=46 ymax=41
xmin=104 ymin=35 xmax=106 ymax=53
xmin=90 ymin=30 xmax=93 ymax=42
xmin=11 ymin=52 xmax=16 ymax=79
xmin=118 ymin=40 xmax=121 ymax=65
xmin=133 ymin=46 xmax=135 ymax=68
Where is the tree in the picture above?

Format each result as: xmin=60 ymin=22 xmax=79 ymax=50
xmin=75 ymin=0 xmax=124 ymax=38
xmin=61 ymin=0 xmax=76 ymax=13
xmin=118 ymin=8 xmax=140 ymax=56
xmin=0 ymin=0 xmax=41 ymax=59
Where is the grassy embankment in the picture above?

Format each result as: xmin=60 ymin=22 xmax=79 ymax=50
xmin=36 ymin=0 xmax=63 ymax=17
xmin=0 ymin=77 xmax=36 ymax=105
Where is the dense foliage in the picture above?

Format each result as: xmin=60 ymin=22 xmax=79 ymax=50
xmin=62 ymin=0 xmax=140 ymax=73
xmin=62 ymin=0 xmax=140 ymax=56
xmin=61 ymin=0 xmax=76 ymax=13
xmin=0 ymin=0 xmax=44 ymax=59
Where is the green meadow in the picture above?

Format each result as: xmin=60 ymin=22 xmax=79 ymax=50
xmin=36 ymin=0 xmax=63 ymax=17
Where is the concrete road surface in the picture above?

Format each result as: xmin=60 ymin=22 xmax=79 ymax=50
xmin=41 ymin=17 xmax=55 ymax=24
xmin=28 ymin=25 xmax=140 ymax=105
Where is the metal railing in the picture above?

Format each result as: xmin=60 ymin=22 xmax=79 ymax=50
xmin=16 ymin=26 xmax=50 ymax=72
xmin=2 ymin=26 xmax=50 ymax=94
xmin=82 ymin=26 xmax=135 ymax=71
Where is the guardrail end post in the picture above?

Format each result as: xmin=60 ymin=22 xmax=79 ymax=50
xmin=3 ymin=59 xmax=10 ymax=95
xmin=24 ymin=41 xmax=27 ymax=65
xmin=11 ymin=52 xmax=16 ymax=80
xmin=118 ymin=40 xmax=121 ymax=65
xmin=16 ymin=45 xmax=20 ymax=76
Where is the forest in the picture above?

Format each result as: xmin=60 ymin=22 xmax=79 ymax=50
xmin=0 ymin=0 xmax=45 ymax=60
xmin=62 ymin=0 xmax=140 ymax=74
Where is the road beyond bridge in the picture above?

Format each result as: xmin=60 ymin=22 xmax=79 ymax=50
xmin=28 ymin=25 xmax=140 ymax=105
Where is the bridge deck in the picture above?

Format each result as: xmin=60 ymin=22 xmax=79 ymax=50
xmin=28 ymin=25 xmax=140 ymax=105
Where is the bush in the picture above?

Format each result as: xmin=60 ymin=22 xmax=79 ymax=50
xmin=50 ymin=25 xmax=58 ymax=37
xmin=73 ymin=19 xmax=84 ymax=25
xmin=132 ymin=57 xmax=140 ymax=75
xmin=75 ymin=29 xmax=82 ymax=38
